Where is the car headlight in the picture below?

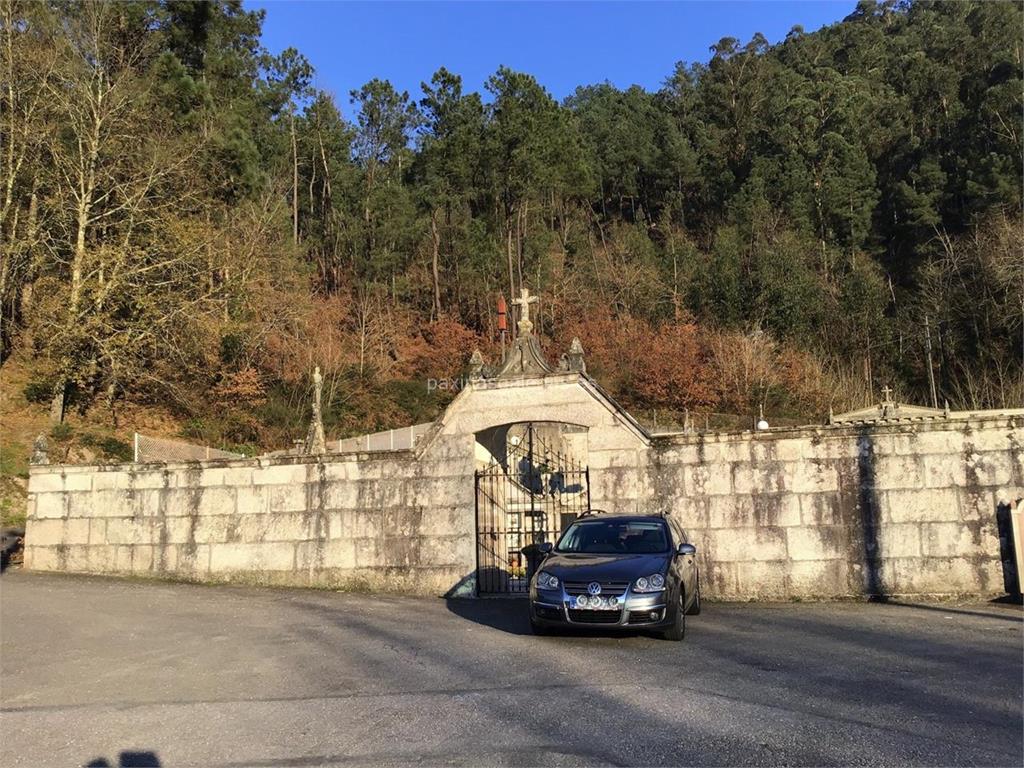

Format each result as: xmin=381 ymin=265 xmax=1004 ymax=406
xmin=633 ymin=573 xmax=665 ymax=592
xmin=535 ymin=571 xmax=560 ymax=591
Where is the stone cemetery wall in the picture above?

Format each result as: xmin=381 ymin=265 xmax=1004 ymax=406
xmin=23 ymin=451 xmax=476 ymax=596
xmin=22 ymin=372 xmax=1023 ymax=600
xmin=647 ymin=415 xmax=1023 ymax=599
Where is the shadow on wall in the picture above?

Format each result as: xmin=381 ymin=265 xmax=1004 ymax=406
xmin=856 ymin=427 xmax=884 ymax=600
xmin=85 ymin=752 xmax=160 ymax=767
xmin=996 ymin=500 xmax=1022 ymax=600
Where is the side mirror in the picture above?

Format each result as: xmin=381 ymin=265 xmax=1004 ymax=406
xmin=538 ymin=542 xmax=553 ymax=555
xmin=677 ymin=543 xmax=696 ymax=556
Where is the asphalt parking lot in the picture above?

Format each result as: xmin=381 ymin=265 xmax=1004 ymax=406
xmin=1 ymin=572 xmax=1021 ymax=767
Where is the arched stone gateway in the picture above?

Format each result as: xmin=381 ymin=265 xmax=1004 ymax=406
xmin=22 ymin=289 xmax=1024 ymax=601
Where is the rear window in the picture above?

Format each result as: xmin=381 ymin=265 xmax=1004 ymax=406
xmin=556 ymin=519 xmax=669 ymax=555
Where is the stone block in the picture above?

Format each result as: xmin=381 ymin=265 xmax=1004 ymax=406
xmin=193 ymin=515 xmax=234 ymax=544
xmin=26 ymin=518 xmax=66 ymax=546
xmin=253 ymin=463 xmax=309 ymax=486
xmin=28 ymin=472 xmax=65 ymax=494
xmin=734 ymin=560 xmax=788 ymax=600
xmin=702 ymin=560 xmax=739 ymax=600
xmin=322 ymin=460 xmax=357 ymax=482
xmin=419 ymin=535 xmax=474 ymax=569
xmin=92 ymin=472 xmax=128 ymax=491
xmin=353 ymin=537 xmax=380 ymax=567
xmin=787 ymin=461 xmax=839 ymax=494
xmin=732 ymin=464 xmax=786 ymax=495
xmin=873 ymin=455 xmax=924 ymax=490
xmin=31 ymin=493 xmax=68 ymax=519
xmin=706 ymin=527 xmax=786 ymax=562
xmin=209 ymin=541 xmax=295 ymax=572
xmin=130 ymin=544 xmax=155 ymax=572
xmin=883 ymin=489 xmax=960 ymax=523
xmin=324 ymin=482 xmax=359 ymax=510
xmin=914 ymin=430 xmax=966 ymax=456
xmin=753 ymin=494 xmax=802 ymax=528
xmin=25 ymin=545 xmax=59 ymax=571
xmin=922 ymin=454 xmax=967 ymax=488
xmin=887 ymin=556 xmax=1001 ymax=595
xmin=958 ymin=489 xmax=995 ymax=521
xmin=105 ymin=518 xmax=150 ymax=546
xmin=876 ymin=523 xmax=921 ymax=558
xmin=683 ymin=465 xmax=731 ymax=496
xmin=809 ymin=436 xmax=860 ymax=461
xmin=266 ymin=484 xmax=310 ymax=514
xmin=124 ymin=489 xmax=162 ymax=518
xmin=235 ymin=486 xmax=269 ymax=515
xmin=967 ymin=452 xmax=1012 ymax=488
xmin=786 ymin=526 xmax=846 ymax=561
xmin=707 ymin=497 xmax=753 ymax=529
xmin=88 ymin=544 xmax=123 ymax=572
xmin=156 ymin=516 xmax=192 ymax=545
xmin=126 ymin=471 xmax=175 ymax=491
xmin=297 ymin=538 xmax=355 ymax=570
xmin=200 ymin=486 xmax=236 ymax=516
xmin=771 ymin=439 xmax=806 ymax=462
xmin=799 ymin=494 xmax=846 ymax=526
xmin=384 ymin=506 xmax=425 ymax=537
xmin=63 ymin=473 xmax=93 ymax=492
xmin=921 ymin=521 xmax=999 ymax=559
xmin=666 ymin=496 xmax=709 ymax=531
xmin=788 ymin=560 xmax=851 ymax=597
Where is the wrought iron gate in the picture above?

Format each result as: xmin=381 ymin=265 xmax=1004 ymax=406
xmin=475 ymin=424 xmax=590 ymax=595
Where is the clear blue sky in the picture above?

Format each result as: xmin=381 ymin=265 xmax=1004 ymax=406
xmin=250 ymin=1 xmax=855 ymax=111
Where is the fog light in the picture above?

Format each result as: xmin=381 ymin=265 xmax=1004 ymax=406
xmin=649 ymin=610 xmax=659 ymax=620
xmin=576 ymin=595 xmax=588 ymax=608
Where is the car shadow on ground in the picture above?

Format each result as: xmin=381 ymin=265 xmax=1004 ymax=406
xmin=85 ymin=752 xmax=160 ymax=767
xmin=444 ymin=596 xmax=663 ymax=640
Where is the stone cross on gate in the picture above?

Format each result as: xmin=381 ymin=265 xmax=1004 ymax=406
xmin=512 ymin=288 xmax=539 ymax=335
xmin=880 ymin=385 xmax=893 ymax=402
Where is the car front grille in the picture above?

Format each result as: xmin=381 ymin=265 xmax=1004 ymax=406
xmin=568 ymin=609 xmax=622 ymax=624
xmin=563 ymin=581 xmax=630 ymax=596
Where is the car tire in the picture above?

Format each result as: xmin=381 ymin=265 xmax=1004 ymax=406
xmin=660 ymin=589 xmax=686 ymax=641
xmin=685 ymin=576 xmax=701 ymax=616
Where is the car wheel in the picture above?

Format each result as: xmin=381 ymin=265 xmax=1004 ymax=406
xmin=685 ymin=576 xmax=701 ymax=616
xmin=660 ymin=589 xmax=686 ymax=641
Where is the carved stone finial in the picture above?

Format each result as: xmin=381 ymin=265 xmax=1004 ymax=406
xmin=943 ymin=399 xmax=951 ymax=418
xmin=468 ymin=349 xmax=485 ymax=381
xmin=827 ymin=405 xmax=834 ymax=425
xmin=511 ymin=287 xmax=539 ymax=336
xmin=566 ymin=337 xmax=586 ymax=373
xmin=304 ymin=365 xmax=326 ymax=455
xmin=30 ymin=434 xmax=49 ymax=465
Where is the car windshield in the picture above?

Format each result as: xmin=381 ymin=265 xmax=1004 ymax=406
xmin=556 ymin=519 xmax=669 ymax=554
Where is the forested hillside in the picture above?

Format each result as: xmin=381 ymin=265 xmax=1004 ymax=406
xmin=2 ymin=0 xmax=1021 ymax=455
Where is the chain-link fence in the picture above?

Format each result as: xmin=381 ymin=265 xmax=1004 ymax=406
xmin=133 ymin=433 xmax=244 ymax=463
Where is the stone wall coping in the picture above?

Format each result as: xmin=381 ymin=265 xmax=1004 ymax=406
xmin=28 ymin=448 xmax=416 ymax=477
xmin=651 ymin=413 xmax=1024 ymax=446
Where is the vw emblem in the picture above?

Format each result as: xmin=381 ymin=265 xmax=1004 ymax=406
xmin=587 ymin=582 xmax=602 ymax=596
